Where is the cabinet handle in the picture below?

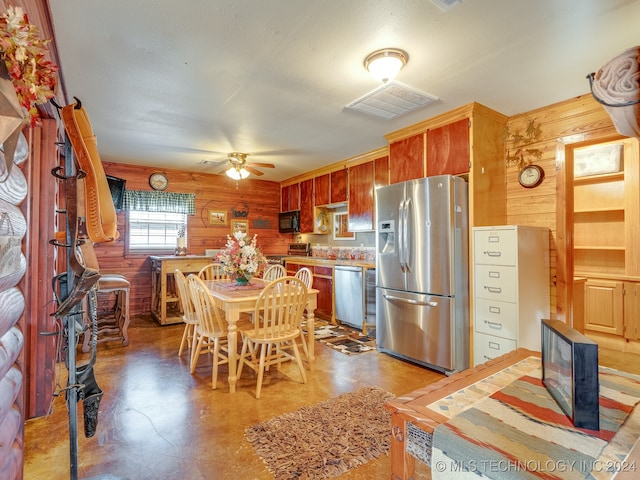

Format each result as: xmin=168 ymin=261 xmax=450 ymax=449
xmin=484 ymin=251 xmax=502 ymax=257
xmin=485 ymin=286 xmax=502 ymax=293
xmin=484 ymin=320 xmax=503 ymax=330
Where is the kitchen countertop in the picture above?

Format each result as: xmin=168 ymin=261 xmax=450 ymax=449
xmin=283 ymin=256 xmax=375 ymax=269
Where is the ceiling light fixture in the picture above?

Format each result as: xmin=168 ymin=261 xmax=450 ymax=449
xmin=226 ymin=167 xmax=250 ymax=180
xmin=364 ymin=48 xmax=409 ymax=83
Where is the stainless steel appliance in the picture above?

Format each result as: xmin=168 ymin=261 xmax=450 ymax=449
xmin=335 ymin=265 xmax=363 ymax=329
xmin=365 ymin=268 xmax=376 ymax=331
xmin=375 ymin=175 xmax=469 ymax=374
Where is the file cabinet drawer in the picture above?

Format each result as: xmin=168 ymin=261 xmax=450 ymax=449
xmin=474 ymin=264 xmax=517 ymax=302
xmin=473 ymin=229 xmax=517 ymax=266
xmin=474 ymin=298 xmax=517 ymax=340
xmin=473 ymin=332 xmax=517 ymax=366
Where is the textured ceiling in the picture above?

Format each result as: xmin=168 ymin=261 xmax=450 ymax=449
xmin=48 ymin=0 xmax=640 ymax=182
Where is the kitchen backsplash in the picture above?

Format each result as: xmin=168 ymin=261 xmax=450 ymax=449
xmin=311 ymin=245 xmax=375 ymax=261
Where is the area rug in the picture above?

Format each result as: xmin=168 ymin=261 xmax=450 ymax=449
xmin=307 ymin=322 xmax=376 ymax=356
xmin=431 ymin=367 xmax=640 ymax=479
xmin=245 ymin=386 xmax=394 ymax=479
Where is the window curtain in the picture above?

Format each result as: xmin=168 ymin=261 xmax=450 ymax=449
xmin=123 ymin=190 xmax=196 ymax=215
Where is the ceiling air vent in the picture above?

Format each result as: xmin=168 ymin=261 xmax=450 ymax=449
xmin=431 ymin=0 xmax=462 ymax=12
xmin=345 ymin=82 xmax=439 ymax=120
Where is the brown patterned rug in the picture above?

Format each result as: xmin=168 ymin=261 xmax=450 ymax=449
xmin=308 ymin=322 xmax=376 ymax=355
xmin=245 ymin=386 xmax=394 ymax=479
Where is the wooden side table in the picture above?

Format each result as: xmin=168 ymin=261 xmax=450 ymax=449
xmin=150 ymin=255 xmax=213 ymax=325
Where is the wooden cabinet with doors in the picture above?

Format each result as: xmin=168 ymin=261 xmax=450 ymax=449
xmin=427 ymin=118 xmax=470 ymax=176
xmin=314 ymin=174 xmax=330 ymax=206
xmin=281 ymin=183 xmax=301 ymax=212
xmin=388 ymin=132 xmax=424 ymax=184
xmin=347 ymin=154 xmax=389 ymax=232
xmin=285 ymin=260 xmax=334 ymax=321
xmin=330 ymin=169 xmax=348 ymax=204
xmin=572 ymin=138 xmax=640 ymax=350
xmin=299 ymin=178 xmax=314 ymax=233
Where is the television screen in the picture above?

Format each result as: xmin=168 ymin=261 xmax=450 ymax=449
xmin=541 ymin=319 xmax=599 ymax=430
xmin=106 ymin=175 xmax=126 ymax=212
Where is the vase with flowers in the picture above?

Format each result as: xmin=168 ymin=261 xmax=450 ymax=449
xmin=217 ymin=231 xmax=268 ymax=285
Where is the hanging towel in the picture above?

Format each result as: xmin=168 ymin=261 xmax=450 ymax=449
xmin=589 ymin=45 xmax=640 ymax=139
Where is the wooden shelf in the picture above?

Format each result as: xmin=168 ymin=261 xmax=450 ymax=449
xmin=573 ymin=171 xmax=624 ymax=185
xmin=574 ymin=207 xmax=624 ymax=214
xmin=574 ymin=245 xmax=625 ymax=251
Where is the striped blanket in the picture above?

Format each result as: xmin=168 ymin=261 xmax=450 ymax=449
xmin=431 ymin=365 xmax=640 ymax=479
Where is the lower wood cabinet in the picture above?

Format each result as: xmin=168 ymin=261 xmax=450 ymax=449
xmin=584 ymin=278 xmax=640 ymax=340
xmin=285 ymin=261 xmax=334 ymax=321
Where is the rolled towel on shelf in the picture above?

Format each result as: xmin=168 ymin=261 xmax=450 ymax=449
xmin=588 ymin=45 xmax=640 ymax=139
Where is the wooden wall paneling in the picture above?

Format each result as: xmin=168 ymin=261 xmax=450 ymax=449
xmin=99 ymin=162 xmax=290 ymax=317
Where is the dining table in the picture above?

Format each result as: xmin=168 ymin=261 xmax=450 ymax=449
xmin=204 ymin=278 xmax=319 ymax=393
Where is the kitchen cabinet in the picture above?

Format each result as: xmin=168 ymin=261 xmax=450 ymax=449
xmin=427 ymin=118 xmax=470 ymax=176
xmin=330 ymin=169 xmax=348 ymax=204
xmin=472 ymin=225 xmax=550 ymax=366
xmin=314 ymin=174 xmax=330 ymax=206
xmin=388 ymin=133 xmax=424 ymax=184
xmin=299 ymin=178 xmax=314 ymax=233
xmin=584 ymin=279 xmax=623 ymax=335
xmin=285 ymin=260 xmax=334 ymax=321
xmin=281 ymin=183 xmax=301 ymax=212
xmin=348 ymin=155 xmax=389 ymax=232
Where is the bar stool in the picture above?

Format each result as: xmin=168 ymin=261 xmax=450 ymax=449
xmin=83 ymin=273 xmax=131 ymax=352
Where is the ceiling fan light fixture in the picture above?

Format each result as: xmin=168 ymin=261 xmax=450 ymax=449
xmin=364 ymin=48 xmax=408 ymax=83
xmin=226 ymin=167 xmax=250 ymax=180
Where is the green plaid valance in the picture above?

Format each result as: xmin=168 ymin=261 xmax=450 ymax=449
xmin=123 ymin=190 xmax=196 ymax=215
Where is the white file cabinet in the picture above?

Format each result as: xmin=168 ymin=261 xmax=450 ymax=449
xmin=473 ymin=225 xmax=550 ymax=366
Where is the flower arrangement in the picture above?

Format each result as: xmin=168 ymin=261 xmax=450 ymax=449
xmin=217 ymin=231 xmax=268 ymax=283
xmin=0 ymin=6 xmax=58 ymax=126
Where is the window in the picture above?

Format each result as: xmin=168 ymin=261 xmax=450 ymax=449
xmin=128 ymin=211 xmax=187 ymax=251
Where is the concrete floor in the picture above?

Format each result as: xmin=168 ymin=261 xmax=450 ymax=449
xmin=24 ymin=316 xmax=640 ymax=480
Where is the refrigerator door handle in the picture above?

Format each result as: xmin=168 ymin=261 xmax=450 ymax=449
xmin=404 ymin=197 xmax=412 ymax=273
xmin=383 ymin=294 xmax=438 ymax=307
xmin=398 ymin=200 xmax=406 ymax=272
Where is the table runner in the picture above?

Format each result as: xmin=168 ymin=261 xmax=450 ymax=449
xmin=431 ymin=364 xmax=640 ymax=479
xmin=216 ymin=281 xmax=263 ymax=291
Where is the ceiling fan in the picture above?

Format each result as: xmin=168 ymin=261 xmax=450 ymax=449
xmin=211 ymin=152 xmax=276 ymax=180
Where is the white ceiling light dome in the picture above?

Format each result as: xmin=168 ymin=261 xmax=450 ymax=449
xmin=364 ymin=48 xmax=409 ymax=83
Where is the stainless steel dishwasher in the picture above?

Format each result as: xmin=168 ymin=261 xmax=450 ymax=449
xmin=334 ymin=265 xmax=363 ymax=329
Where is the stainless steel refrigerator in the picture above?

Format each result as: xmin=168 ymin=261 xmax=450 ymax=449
xmin=375 ymin=175 xmax=469 ymax=374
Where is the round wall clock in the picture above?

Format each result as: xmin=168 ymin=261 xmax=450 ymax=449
xmin=518 ymin=164 xmax=545 ymax=188
xmin=149 ymin=172 xmax=168 ymax=191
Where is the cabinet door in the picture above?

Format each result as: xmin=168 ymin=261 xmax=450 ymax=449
xmin=289 ymin=183 xmax=301 ymax=211
xmin=281 ymin=185 xmax=290 ymax=212
xmin=330 ymin=169 xmax=348 ymax=204
xmin=299 ymin=179 xmax=314 ymax=233
xmin=348 ymin=161 xmax=374 ymax=232
xmin=624 ymin=281 xmax=640 ymax=340
xmin=314 ymin=174 xmax=330 ymax=206
xmin=374 ymin=155 xmax=389 ymax=188
xmin=389 ymin=133 xmax=424 ymax=184
xmin=313 ymin=276 xmax=333 ymax=319
xmin=427 ymin=118 xmax=470 ymax=176
xmin=584 ymin=279 xmax=623 ymax=335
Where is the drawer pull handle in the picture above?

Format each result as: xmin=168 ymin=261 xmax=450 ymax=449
xmin=488 ymin=342 xmax=501 ymax=350
xmin=485 ymin=286 xmax=502 ymax=293
xmin=483 ymin=354 xmax=496 ymax=361
xmin=383 ymin=294 xmax=438 ymax=307
xmin=484 ymin=250 xmax=501 ymax=257
xmin=489 ymin=306 xmax=501 ymax=314
xmin=489 ymin=271 xmax=500 ymax=278
xmin=485 ymin=320 xmax=503 ymax=330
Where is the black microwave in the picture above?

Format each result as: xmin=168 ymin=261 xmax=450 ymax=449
xmin=279 ymin=211 xmax=300 ymax=233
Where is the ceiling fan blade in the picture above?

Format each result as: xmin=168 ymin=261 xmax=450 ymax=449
xmin=247 ymin=162 xmax=275 ymax=168
xmin=244 ymin=166 xmax=265 ymax=176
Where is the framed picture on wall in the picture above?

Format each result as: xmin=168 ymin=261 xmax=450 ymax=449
xmin=231 ymin=219 xmax=249 ymax=235
xmin=208 ymin=210 xmax=227 ymax=226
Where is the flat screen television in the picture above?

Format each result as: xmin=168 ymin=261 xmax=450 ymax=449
xmin=106 ymin=175 xmax=126 ymax=212
xmin=541 ymin=319 xmax=600 ymax=430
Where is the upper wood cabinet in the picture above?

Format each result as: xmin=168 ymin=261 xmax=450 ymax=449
xmin=281 ymin=183 xmax=301 ymax=212
xmin=348 ymin=156 xmax=389 ymax=232
xmin=299 ymin=179 xmax=314 ymax=233
xmin=330 ymin=169 xmax=348 ymax=204
xmin=314 ymin=174 xmax=330 ymax=206
xmin=427 ymin=118 xmax=470 ymax=176
xmin=388 ymin=133 xmax=424 ymax=184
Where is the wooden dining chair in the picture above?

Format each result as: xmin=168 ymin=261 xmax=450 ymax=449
xmin=237 ymin=276 xmax=308 ymax=398
xmin=187 ymin=274 xmax=232 ymax=389
xmin=198 ymin=263 xmax=229 ymax=281
xmin=294 ymin=267 xmax=313 ymax=357
xmin=174 ymin=269 xmax=199 ymax=369
xmin=263 ymin=264 xmax=286 ymax=281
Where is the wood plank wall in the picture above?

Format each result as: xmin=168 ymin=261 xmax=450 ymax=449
xmin=504 ymin=93 xmax=620 ymax=320
xmin=96 ymin=162 xmax=292 ymax=317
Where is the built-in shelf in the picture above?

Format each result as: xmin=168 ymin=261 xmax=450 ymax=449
xmin=573 ymin=171 xmax=624 ymax=185
xmin=574 ymin=207 xmax=625 ymax=214
xmin=574 ymin=245 xmax=625 ymax=251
